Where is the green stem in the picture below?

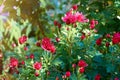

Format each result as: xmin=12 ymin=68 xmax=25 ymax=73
xmin=77 ymin=73 xmax=81 ymax=79
xmin=67 ymin=77 xmax=69 ymax=80
xmin=64 ymin=25 xmax=74 ymax=56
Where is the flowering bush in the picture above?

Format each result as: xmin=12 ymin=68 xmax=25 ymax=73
xmin=0 ymin=1 xmax=120 ymax=80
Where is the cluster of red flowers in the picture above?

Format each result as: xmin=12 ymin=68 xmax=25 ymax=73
xmin=33 ymin=62 xmax=42 ymax=76
xmin=54 ymin=20 xmax=61 ymax=28
xmin=96 ymin=32 xmax=120 ymax=47
xmin=9 ymin=57 xmax=22 ymax=74
xmin=9 ymin=53 xmax=43 ymax=77
xmin=41 ymin=37 xmax=56 ymax=54
xmin=96 ymin=37 xmax=111 ymax=47
xmin=66 ymin=60 xmax=88 ymax=79
xmin=26 ymin=54 xmax=42 ymax=77
xmin=62 ymin=5 xmax=88 ymax=25
xmin=61 ymin=60 xmax=88 ymax=79
xmin=94 ymin=74 xmax=119 ymax=80
xmin=9 ymin=4 xmax=120 ymax=79
xmin=11 ymin=36 xmax=28 ymax=49
xmin=60 ymin=71 xmax=71 ymax=79
xmin=9 ymin=58 xmax=25 ymax=68
xmin=90 ymin=19 xmax=98 ymax=29
xmin=25 ymin=53 xmax=34 ymax=59
xmin=95 ymin=74 xmax=119 ymax=80
xmin=78 ymin=60 xmax=88 ymax=73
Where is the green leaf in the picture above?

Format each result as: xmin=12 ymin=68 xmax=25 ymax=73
xmin=16 ymin=7 xmax=21 ymax=16
xmin=26 ymin=24 xmax=32 ymax=36
xmin=40 ymin=0 xmax=47 ymax=8
xmin=93 ymin=55 xmax=102 ymax=63
xmin=70 ymin=73 xmax=77 ymax=80
xmin=52 ymin=58 xmax=63 ymax=66
xmin=10 ymin=26 xmax=21 ymax=40
xmin=106 ymin=64 xmax=115 ymax=73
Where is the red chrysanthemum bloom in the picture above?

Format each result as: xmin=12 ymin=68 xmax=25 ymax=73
xmin=106 ymin=42 xmax=110 ymax=47
xmin=19 ymin=35 xmax=27 ymax=44
xmin=72 ymin=4 xmax=78 ymax=10
xmin=47 ymin=71 xmax=50 ymax=76
xmin=78 ymin=60 xmax=88 ymax=67
xmin=54 ymin=20 xmax=59 ymax=26
xmin=66 ymin=27 xmax=70 ymax=31
xmin=112 ymin=32 xmax=120 ymax=44
xmin=81 ymin=34 xmax=86 ymax=40
xmin=106 ymin=34 xmax=111 ymax=38
xmin=95 ymin=74 xmax=101 ymax=80
xmin=25 ymin=55 xmax=29 ymax=59
xmin=56 ymin=37 xmax=60 ymax=42
xmin=12 ymin=43 xmax=16 ymax=48
xmin=79 ymin=67 xmax=85 ymax=73
xmin=114 ymin=77 xmax=119 ymax=80
xmin=57 ymin=23 xmax=61 ymax=28
xmin=73 ymin=23 xmax=77 ymax=28
xmin=65 ymin=71 xmax=71 ymax=77
xmin=56 ymin=76 xmax=59 ymax=80
xmin=21 ymin=61 xmax=25 ymax=65
xmin=34 ymin=72 xmax=39 ymax=77
xmin=72 ymin=64 xmax=76 ymax=68
xmin=24 ymin=46 xmax=28 ymax=51
xmin=36 ymin=41 xmax=41 ymax=47
xmin=93 ymin=29 xmax=98 ymax=33
xmin=41 ymin=38 xmax=56 ymax=54
xmin=33 ymin=62 xmax=42 ymax=70
xmin=30 ymin=53 xmax=34 ymax=59
xmin=9 ymin=57 xmax=18 ymax=68
xmin=96 ymin=38 xmax=102 ymax=46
